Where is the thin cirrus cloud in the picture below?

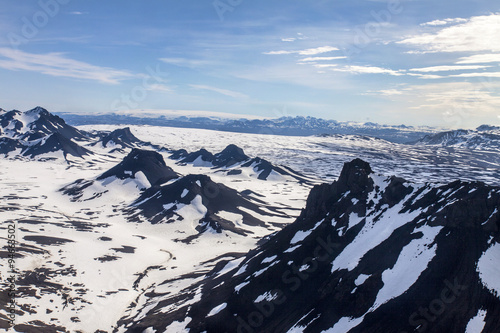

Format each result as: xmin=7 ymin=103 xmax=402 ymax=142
xmin=456 ymin=54 xmax=500 ymax=64
xmin=399 ymin=13 xmax=500 ymax=53
xmin=409 ymin=65 xmax=491 ymax=72
xmin=404 ymin=81 xmax=500 ymax=116
xmin=327 ymin=65 xmax=404 ymax=76
xmin=146 ymin=84 xmax=174 ymax=93
xmin=420 ymin=18 xmax=468 ymax=26
xmin=189 ymin=84 xmax=249 ymax=99
xmin=299 ymin=56 xmax=347 ymax=62
xmin=0 ymin=47 xmax=133 ymax=84
xmin=377 ymin=89 xmax=404 ymax=96
xmin=263 ymin=46 xmax=339 ymax=56
xmin=449 ymin=72 xmax=500 ymax=78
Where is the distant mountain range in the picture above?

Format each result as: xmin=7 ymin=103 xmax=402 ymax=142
xmin=413 ymin=126 xmax=500 ymax=150
xmin=55 ymin=111 xmax=441 ymax=143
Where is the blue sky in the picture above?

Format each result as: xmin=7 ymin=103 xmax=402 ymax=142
xmin=0 ymin=0 xmax=499 ymax=128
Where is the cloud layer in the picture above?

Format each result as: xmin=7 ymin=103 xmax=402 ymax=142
xmin=0 ymin=48 xmax=133 ymax=84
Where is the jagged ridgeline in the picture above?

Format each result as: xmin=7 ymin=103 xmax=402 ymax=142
xmin=117 ymin=159 xmax=500 ymax=333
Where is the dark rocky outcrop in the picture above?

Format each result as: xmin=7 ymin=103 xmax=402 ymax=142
xmin=97 ymin=148 xmax=178 ymax=186
xmin=117 ymin=158 xmax=500 ymax=333
xmin=212 ymin=144 xmax=249 ymax=167
xmin=98 ymin=127 xmax=143 ymax=148
xmin=22 ymin=132 xmax=92 ymax=159
xmin=127 ymin=174 xmax=282 ymax=233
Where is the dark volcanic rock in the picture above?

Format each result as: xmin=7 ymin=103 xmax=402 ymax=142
xmin=174 ymin=145 xmax=313 ymax=183
xmin=128 ymin=174 xmax=279 ymax=233
xmin=212 ymin=144 xmax=249 ymax=167
xmin=0 ymin=107 xmax=92 ymax=161
xmin=117 ymin=158 xmax=500 ymax=333
xmin=22 ymin=132 xmax=92 ymax=159
xmin=99 ymin=127 xmax=143 ymax=148
xmin=241 ymin=157 xmax=313 ymax=183
xmin=169 ymin=148 xmax=189 ymax=160
xmin=60 ymin=149 xmax=178 ymax=202
xmin=97 ymin=148 xmax=178 ymax=186
xmin=0 ymin=137 xmax=23 ymax=155
xmin=178 ymin=148 xmax=214 ymax=165
xmin=0 ymin=110 xmax=23 ymax=135
xmin=177 ymin=144 xmax=249 ymax=168
xmin=21 ymin=107 xmax=89 ymax=141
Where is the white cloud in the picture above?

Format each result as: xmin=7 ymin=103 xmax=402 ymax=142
xmin=312 ymin=64 xmax=339 ymax=68
xmin=407 ymin=73 xmax=444 ymax=79
xmin=420 ymin=18 xmax=468 ymax=26
xmin=365 ymin=89 xmax=405 ymax=97
xmin=159 ymin=57 xmax=212 ymax=68
xmin=189 ymin=84 xmax=249 ymax=99
xmin=378 ymin=89 xmax=404 ymax=96
xmin=450 ymin=72 xmax=500 ymax=78
xmin=328 ymin=65 xmax=404 ymax=76
xmin=409 ymin=65 xmax=491 ymax=72
xmin=456 ymin=54 xmax=500 ymax=64
xmin=264 ymin=46 xmax=339 ymax=56
xmin=146 ymin=84 xmax=173 ymax=93
xmin=300 ymin=56 xmax=347 ymax=62
xmin=280 ymin=33 xmax=308 ymax=43
xmin=390 ymin=81 xmax=500 ymax=127
xmin=407 ymin=69 xmax=500 ymax=80
xmin=0 ymin=48 xmax=133 ymax=84
xmin=399 ymin=13 xmax=500 ymax=53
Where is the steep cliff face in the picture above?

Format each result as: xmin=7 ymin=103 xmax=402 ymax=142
xmin=116 ymin=159 xmax=500 ymax=333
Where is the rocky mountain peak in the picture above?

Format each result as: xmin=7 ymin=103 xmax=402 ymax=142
xmin=337 ymin=157 xmax=373 ymax=193
xmin=97 ymin=148 xmax=177 ymax=186
xmin=100 ymin=127 xmax=142 ymax=148
xmin=213 ymin=144 xmax=249 ymax=167
xmin=26 ymin=106 xmax=49 ymax=116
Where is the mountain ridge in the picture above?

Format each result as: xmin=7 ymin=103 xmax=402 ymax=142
xmin=116 ymin=158 xmax=500 ymax=333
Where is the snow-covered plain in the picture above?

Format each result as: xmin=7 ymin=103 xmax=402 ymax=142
xmin=81 ymin=125 xmax=500 ymax=186
xmin=0 ymin=125 xmax=313 ymax=332
xmin=1 ymin=123 xmax=500 ymax=332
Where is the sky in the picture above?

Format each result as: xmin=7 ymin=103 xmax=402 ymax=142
xmin=0 ymin=0 xmax=499 ymax=128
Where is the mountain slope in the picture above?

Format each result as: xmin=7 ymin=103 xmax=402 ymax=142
xmin=0 ymin=137 xmax=23 ymax=155
xmin=127 ymin=173 xmax=292 ymax=237
xmin=116 ymin=158 xmax=500 ymax=333
xmin=172 ymin=144 xmax=314 ymax=183
xmin=97 ymin=148 xmax=177 ymax=186
xmin=22 ymin=132 xmax=93 ymax=159
xmin=60 ymin=148 xmax=178 ymax=202
xmin=0 ymin=106 xmax=88 ymax=141
xmin=0 ymin=107 xmax=92 ymax=161
xmin=94 ymin=127 xmax=145 ymax=148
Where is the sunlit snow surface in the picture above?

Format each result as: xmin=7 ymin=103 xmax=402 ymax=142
xmin=1 ymin=124 xmax=500 ymax=332
xmin=82 ymin=125 xmax=500 ymax=186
